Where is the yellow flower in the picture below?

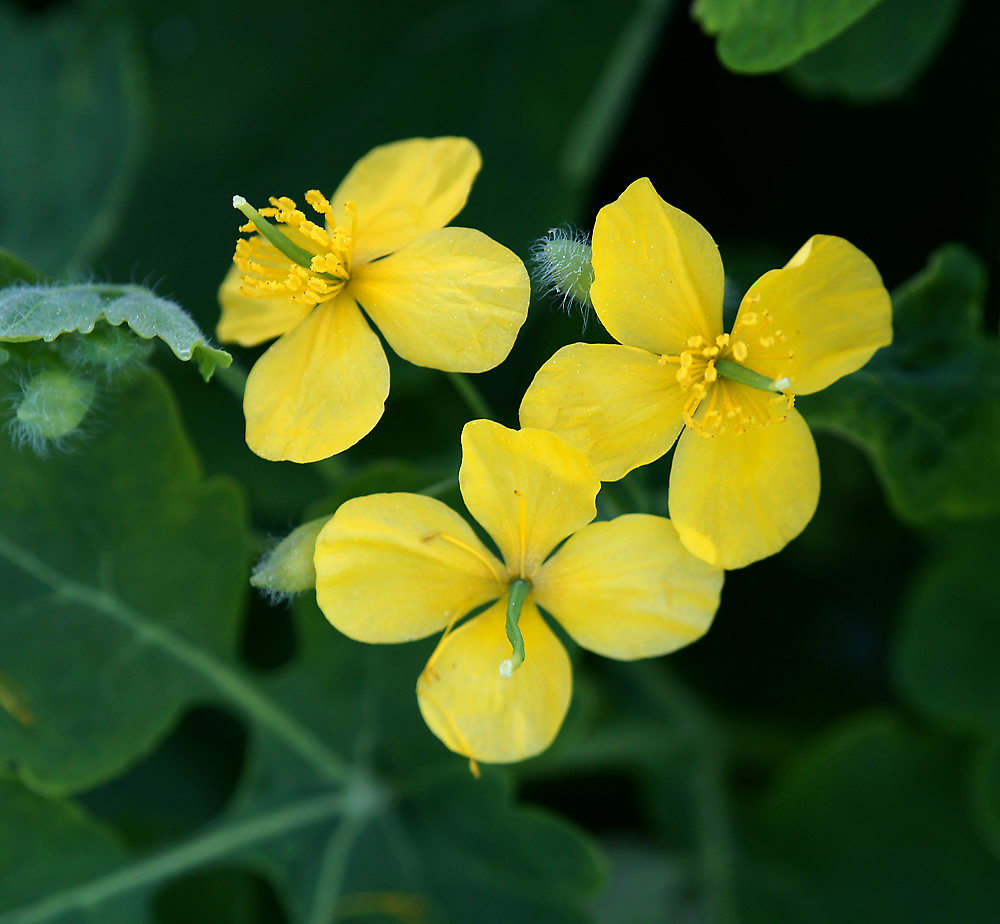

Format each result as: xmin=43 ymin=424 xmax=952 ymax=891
xmin=314 ymin=419 xmax=723 ymax=764
xmin=520 ymin=178 xmax=893 ymax=570
xmin=217 ymin=137 xmax=530 ymax=463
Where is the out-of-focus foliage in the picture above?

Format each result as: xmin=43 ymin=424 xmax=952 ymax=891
xmin=1 ymin=0 xmax=999 ymax=920
xmin=0 ymin=7 xmax=145 ymax=276
xmin=692 ymin=0 xmax=886 ymax=72
xmin=894 ymin=519 xmax=1000 ymax=733
xmin=786 ymin=0 xmax=965 ymax=101
xmin=801 ymin=245 xmax=1000 ymax=524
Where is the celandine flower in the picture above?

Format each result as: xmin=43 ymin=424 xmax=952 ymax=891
xmin=520 ymin=178 xmax=893 ymax=570
xmin=314 ymin=420 xmax=723 ymax=764
xmin=217 ymin=137 xmax=530 ymax=462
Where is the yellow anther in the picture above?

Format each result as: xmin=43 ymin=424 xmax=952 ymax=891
xmin=704 ymin=363 xmax=717 ymax=382
xmin=715 ymin=333 xmax=730 ymax=348
xmin=732 ymin=340 xmax=748 ymax=361
xmin=739 ymin=311 xmax=758 ymax=327
xmin=759 ymin=336 xmax=775 ymax=348
xmin=687 ymin=334 xmax=706 ymax=348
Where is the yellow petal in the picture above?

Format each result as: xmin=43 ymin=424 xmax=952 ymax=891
xmin=216 ymin=263 xmax=312 ymax=347
xmin=459 ymin=420 xmax=600 ymax=577
xmin=737 ymin=235 xmax=893 ymax=395
xmin=591 ymin=177 xmax=724 ymax=355
xmin=417 ymin=598 xmax=571 ymax=763
xmin=331 ymin=137 xmax=481 ymax=266
xmin=519 ymin=342 xmax=686 ymax=482
xmin=314 ymin=493 xmax=504 ymax=644
xmin=533 ymin=514 xmax=723 ymax=659
xmin=668 ymin=409 xmax=820 ymax=569
xmin=243 ymin=294 xmax=389 ymax=462
xmin=348 ymin=227 xmax=529 ymax=372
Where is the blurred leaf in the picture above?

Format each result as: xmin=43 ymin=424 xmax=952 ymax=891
xmin=0 ymin=250 xmax=40 ymax=289
xmin=0 ymin=425 xmax=600 ymax=922
xmin=741 ymin=713 xmax=1000 ymax=923
xmin=692 ymin=0 xmax=886 ymax=73
xmin=786 ymin=0 xmax=965 ymax=103
xmin=970 ymin=737 xmax=1000 ymax=862
xmin=590 ymin=840 xmax=691 ymax=924
xmin=800 ymin=245 xmax=1000 ymax=524
xmin=0 ymin=284 xmax=230 ymax=380
xmin=0 ymin=372 xmax=248 ymax=793
xmin=0 ymin=8 xmax=146 ymax=276
xmin=0 ymin=778 xmax=145 ymax=924
xmin=893 ymin=519 xmax=1000 ymax=735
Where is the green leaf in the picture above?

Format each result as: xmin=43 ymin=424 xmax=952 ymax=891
xmin=893 ymin=519 xmax=1000 ymax=735
xmin=786 ymin=0 xmax=965 ymax=103
xmin=0 ymin=9 xmax=146 ymax=276
xmin=970 ymin=737 xmax=1000 ymax=863
xmin=0 ymin=284 xmax=231 ymax=380
xmin=0 ymin=778 xmax=138 ymax=923
xmin=692 ymin=0 xmax=886 ymax=73
xmin=0 ymin=372 xmax=248 ymax=793
xmin=0 ymin=250 xmax=40 ymax=289
xmin=742 ymin=713 xmax=1000 ymax=923
xmin=0 ymin=406 xmax=601 ymax=921
xmin=800 ymin=245 xmax=1000 ymax=524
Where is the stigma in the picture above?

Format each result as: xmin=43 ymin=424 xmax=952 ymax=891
xmin=231 ymin=191 xmax=357 ymax=307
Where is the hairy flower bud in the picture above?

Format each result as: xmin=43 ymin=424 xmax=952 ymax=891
xmin=251 ymin=517 xmax=330 ymax=597
xmin=530 ymin=226 xmax=594 ymax=319
xmin=13 ymin=368 xmax=96 ymax=449
xmin=62 ymin=323 xmax=154 ymax=379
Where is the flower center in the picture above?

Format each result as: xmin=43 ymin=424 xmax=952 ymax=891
xmin=232 ymin=191 xmax=356 ymax=306
xmin=661 ymin=309 xmax=796 ymax=438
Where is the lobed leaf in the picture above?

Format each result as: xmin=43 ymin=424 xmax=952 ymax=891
xmin=786 ymin=0 xmax=965 ymax=103
xmin=893 ymin=519 xmax=1000 ymax=735
xmin=741 ymin=713 xmax=1000 ymax=922
xmin=0 ymin=284 xmax=231 ymax=380
xmin=0 ymin=372 xmax=248 ymax=794
xmin=692 ymin=0 xmax=886 ymax=73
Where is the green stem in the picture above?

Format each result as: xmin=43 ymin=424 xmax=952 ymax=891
xmin=213 ymin=358 xmax=248 ymax=401
xmin=0 ymin=790 xmax=355 ymax=924
xmin=446 ymin=371 xmax=493 ymax=419
xmin=0 ymin=535 xmax=353 ymax=784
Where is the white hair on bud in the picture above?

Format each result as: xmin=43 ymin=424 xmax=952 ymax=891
xmin=529 ymin=224 xmax=593 ymax=328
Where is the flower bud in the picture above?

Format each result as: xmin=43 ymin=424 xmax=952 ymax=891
xmin=251 ymin=517 xmax=330 ymax=596
xmin=14 ymin=368 xmax=96 ymax=445
xmin=62 ymin=324 xmax=154 ymax=379
xmin=531 ymin=226 xmax=594 ymax=317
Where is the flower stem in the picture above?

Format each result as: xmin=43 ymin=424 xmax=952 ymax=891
xmin=446 ymin=371 xmax=493 ymax=419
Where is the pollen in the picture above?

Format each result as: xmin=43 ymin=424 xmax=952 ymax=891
xmin=232 ymin=192 xmax=356 ymax=307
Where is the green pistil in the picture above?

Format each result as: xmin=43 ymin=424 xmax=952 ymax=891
xmin=232 ymin=195 xmax=324 ymax=274
xmin=500 ymin=578 xmax=531 ymax=678
xmin=715 ymin=358 xmax=789 ymax=393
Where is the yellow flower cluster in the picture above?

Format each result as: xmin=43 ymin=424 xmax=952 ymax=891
xmin=218 ymin=142 xmax=892 ymax=765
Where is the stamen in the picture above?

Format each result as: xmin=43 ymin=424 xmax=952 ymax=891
xmin=233 ymin=195 xmax=316 ymax=270
xmin=499 ymin=578 xmax=531 ymax=678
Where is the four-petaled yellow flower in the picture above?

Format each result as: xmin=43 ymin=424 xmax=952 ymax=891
xmin=313 ymin=419 xmax=724 ymax=764
xmin=520 ymin=178 xmax=893 ymax=570
xmin=217 ymin=137 xmax=530 ymax=463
